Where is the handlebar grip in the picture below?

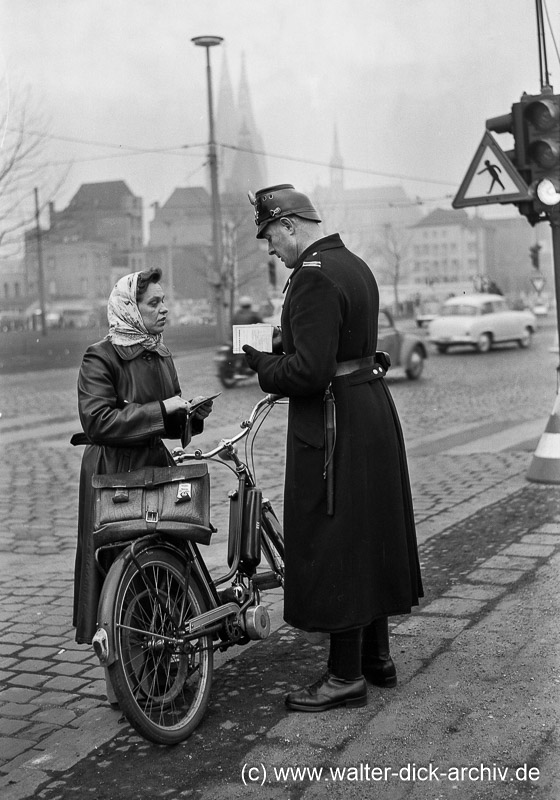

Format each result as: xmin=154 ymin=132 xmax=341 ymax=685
xmin=266 ymin=393 xmax=284 ymax=403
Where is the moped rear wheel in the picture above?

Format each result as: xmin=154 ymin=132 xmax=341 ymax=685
xmin=108 ymin=548 xmax=213 ymax=745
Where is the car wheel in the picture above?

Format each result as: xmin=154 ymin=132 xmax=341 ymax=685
xmin=405 ymin=347 xmax=424 ymax=379
xmin=436 ymin=345 xmax=448 ymax=354
xmin=518 ymin=328 xmax=532 ymax=349
xmin=475 ymin=333 xmax=492 ymax=353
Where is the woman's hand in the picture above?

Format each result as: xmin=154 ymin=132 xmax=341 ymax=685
xmin=162 ymin=396 xmax=190 ymax=415
xmin=189 ymin=395 xmax=214 ymax=420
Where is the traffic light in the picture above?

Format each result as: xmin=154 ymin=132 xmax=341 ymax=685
xmin=522 ymin=90 xmax=560 ymax=208
xmin=268 ymin=258 xmax=277 ymax=289
xmin=486 ymin=102 xmax=539 ymax=223
xmin=486 ymin=89 xmax=560 ymax=223
xmin=486 ymin=102 xmax=528 ymax=180
xmin=529 ymin=243 xmax=541 ymax=268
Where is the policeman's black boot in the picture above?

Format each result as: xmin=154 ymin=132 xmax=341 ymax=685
xmin=362 ymin=616 xmax=397 ymax=688
xmin=286 ymin=629 xmax=366 ymax=712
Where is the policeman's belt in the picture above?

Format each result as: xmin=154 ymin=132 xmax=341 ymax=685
xmin=334 ymin=355 xmax=386 ymax=379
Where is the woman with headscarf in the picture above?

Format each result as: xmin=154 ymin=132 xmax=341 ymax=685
xmin=72 ymin=268 xmax=213 ymax=645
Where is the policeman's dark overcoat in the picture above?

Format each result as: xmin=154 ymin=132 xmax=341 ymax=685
xmin=72 ymin=340 xmax=201 ymax=643
xmin=250 ymin=234 xmax=423 ymax=632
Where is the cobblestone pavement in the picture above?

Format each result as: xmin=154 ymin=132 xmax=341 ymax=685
xmin=1 ymin=341 xmax=559 ymax=799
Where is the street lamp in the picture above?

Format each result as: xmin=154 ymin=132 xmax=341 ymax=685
xmin=192 ymin=35 xmax=225 ymax=342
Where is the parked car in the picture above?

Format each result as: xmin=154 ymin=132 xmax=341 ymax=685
xmin=428 ymin=294 xmax=537 ymax=354
xmin=532 ymin=301 xmax=549 ymax=318
xmin=378 ymin=308 xmax=427 ymax=379
xmin=415 ymin=299 xmax=441 ymax=328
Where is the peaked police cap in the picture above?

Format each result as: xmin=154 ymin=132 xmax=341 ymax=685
xmin=249 ymin=184 xmax=321 ymax=238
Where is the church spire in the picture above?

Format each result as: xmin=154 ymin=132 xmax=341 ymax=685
xmin=215 ymin=48 xmax=237 ymax=193
xmin=226 ymin=52 xmax=267 ymax=194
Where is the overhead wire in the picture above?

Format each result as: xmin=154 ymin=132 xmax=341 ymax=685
xmin=218 ymin=142 xmax=458 ymax=188
xmin=543 ymin=0 xmax=560 ymax=71
xmin=7 ymin=125 xmax=458 ymax=193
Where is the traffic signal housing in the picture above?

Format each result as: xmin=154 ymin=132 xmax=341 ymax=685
xmin=486 ymin=102 xmax=528 ymax=180
xmin=529 ymin=243 xmax=541 ymax=268
xmin=522 ymin=91 xmax=560 ymax=208
xmin=486 ymin=89 xmax=560 ymax=223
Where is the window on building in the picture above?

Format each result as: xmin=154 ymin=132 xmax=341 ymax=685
xmin=3 ymin=283 xmax=9 ymax=298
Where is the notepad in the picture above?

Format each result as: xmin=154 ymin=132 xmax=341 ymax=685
xmin=232 ymin=324 xmax=274 ymax=354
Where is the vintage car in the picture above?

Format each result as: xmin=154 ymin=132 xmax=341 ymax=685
xmin=414 ymin=299 xmax=441 ymax=328
xmin=378 ymin=308 xmax=427 ymax=379
xmin=428 ymin=294 xmax=537 ymax=354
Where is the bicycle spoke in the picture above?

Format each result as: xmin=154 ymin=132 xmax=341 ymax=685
xmin=109 ymin=548 xmax=213 ymax=744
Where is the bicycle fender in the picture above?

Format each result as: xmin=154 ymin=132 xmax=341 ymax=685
xmin=95 ymin=540 xmax=210 ymax=667
xmin=95 ymin=546 xmax=133 ymax=667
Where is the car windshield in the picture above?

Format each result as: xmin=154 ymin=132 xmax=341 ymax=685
xmin=443 ymin=304 xmax=480 ymax=317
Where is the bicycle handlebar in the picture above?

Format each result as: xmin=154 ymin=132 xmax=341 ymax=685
xmin=173 ymin=393 xmax=284 ymax=462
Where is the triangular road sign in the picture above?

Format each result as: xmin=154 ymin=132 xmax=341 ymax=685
xmin=453 ymin=131 xmax=531 ymax=209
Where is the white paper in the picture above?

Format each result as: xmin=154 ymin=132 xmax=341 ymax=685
xmin=232 ymin=324 xmax=274 ymax=354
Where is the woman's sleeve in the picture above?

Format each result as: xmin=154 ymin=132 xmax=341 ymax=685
xmin=78 ymin=347 xmax=166 ymax=445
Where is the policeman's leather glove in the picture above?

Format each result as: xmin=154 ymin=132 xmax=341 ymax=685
xmin=242 ymin=344 xmax=261 ymax=372
xmin=272 ymin=326 xmax=283 ymax=354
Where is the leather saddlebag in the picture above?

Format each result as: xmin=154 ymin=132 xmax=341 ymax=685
xmin=92 ymin=464 xmax=212 ymax=547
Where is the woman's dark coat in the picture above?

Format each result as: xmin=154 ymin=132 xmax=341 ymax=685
xmin=249 ymin=233 xmax=423 ymax=632
xmin=72 ymin=339 xmax=200 ymax=644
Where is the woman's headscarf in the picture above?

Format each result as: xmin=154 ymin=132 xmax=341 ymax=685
xmin=106 ymin=272 xmax=169 ymax=356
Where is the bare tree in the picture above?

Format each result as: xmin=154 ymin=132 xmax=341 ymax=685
xmin=371 ymin=223 xmax=413 ymax=316
xmin=0 ymin=83 xmax=64 ymax=258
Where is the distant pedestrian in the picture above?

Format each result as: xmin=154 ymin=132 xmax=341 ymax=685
xmin=243 ymin=184 xmax=423 ymax=712
xmin=231 ymin=296 xmax=263 ymax=326
xmin=71 ymin=268 xmax=213 ymax=647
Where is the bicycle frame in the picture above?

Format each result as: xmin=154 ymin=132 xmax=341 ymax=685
xmin=93 ymin=393 xmax=285 ymax=668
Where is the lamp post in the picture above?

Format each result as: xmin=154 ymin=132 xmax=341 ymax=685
xmin=192 ymin=35 xmax=225 ymax=342
xmin=163 ymin=221 xmax=175 ymax=322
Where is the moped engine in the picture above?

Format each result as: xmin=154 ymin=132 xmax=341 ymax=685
xmin=242 ymin=604 xmax=271 ymax=640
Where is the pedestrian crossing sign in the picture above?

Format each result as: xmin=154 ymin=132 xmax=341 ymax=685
xmin=452 ymin=131 xmax=531 ymax=209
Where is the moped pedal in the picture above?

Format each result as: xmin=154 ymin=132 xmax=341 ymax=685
xmin=252 ymin=571 xmax=282 ymax=590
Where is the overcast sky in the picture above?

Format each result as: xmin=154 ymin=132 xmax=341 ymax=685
xmin=1 ymin=0 xmax=559 ymax=225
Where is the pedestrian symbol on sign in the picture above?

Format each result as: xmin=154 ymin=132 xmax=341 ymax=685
xmin=477 ymin=160 xmax=505 ymax=194
xmin=453 ymin=131 xmax=531 ymax=209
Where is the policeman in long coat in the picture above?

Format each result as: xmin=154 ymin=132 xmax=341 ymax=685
xmin=243 ymin=185 xmax=423 ymax=712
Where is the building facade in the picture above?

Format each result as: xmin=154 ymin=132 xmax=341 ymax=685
xmin=23 ymin=181 xmax=145 ymax=325
xmin=408 ymin=207 xmax=553 ymax=302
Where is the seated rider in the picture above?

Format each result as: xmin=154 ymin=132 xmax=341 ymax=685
xmin=231 ymin=296 xmax=263 ymax=326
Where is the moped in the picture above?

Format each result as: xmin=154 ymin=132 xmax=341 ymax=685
xmin=92 ymin=394 xmax=285 ymax=745
xmin=214 ymin=342 xmax=256 ymax=388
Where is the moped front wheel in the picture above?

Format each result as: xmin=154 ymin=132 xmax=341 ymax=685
xmin=108 ymin=547 xmax=213 ymax=745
